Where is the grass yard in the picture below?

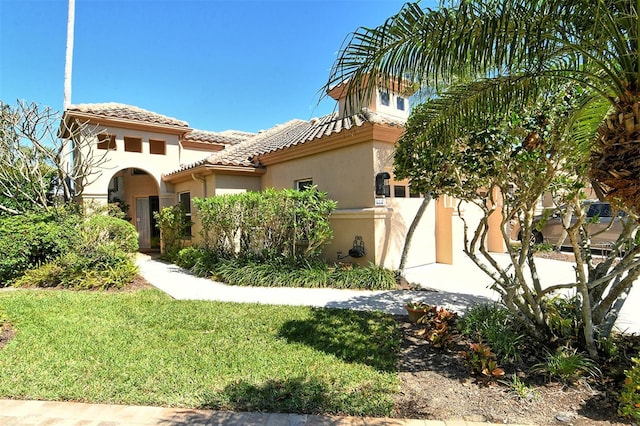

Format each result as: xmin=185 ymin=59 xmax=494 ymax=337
xmin=0 ymin=289 xmax=400 ymax=416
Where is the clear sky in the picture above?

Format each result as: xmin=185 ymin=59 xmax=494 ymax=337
xmin=1 ymin=0 xmax=437 ymax=133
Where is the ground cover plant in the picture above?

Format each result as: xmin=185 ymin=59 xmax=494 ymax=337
xmin=176 ymin=252 xmax=396 ymax=291
xmin=0 ymin=288 xmax=400 ymax=416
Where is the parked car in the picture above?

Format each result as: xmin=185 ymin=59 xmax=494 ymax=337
xmin=522 ymin=201 xmax=628 ymax=250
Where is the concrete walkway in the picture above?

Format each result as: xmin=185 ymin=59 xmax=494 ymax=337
xmin=0 ymin=399 xmax=517 ymax=426
xmin=135 ymin=254 xmax=493 ymax=316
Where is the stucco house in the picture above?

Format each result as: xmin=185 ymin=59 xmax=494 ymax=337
xmin=61 ymin=84 xmax=495 ymax=270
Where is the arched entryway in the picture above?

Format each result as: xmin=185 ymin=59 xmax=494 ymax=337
xmin=107 ymin=168 xmax=161 ymax=251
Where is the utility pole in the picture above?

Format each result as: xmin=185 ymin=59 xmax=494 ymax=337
xmin=63 ymin=0 xmax=75 ymax=109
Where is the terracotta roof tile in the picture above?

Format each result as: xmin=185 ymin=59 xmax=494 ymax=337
xmin=183 ymin=129 xmax=252 ymax=145
xmin=164 ymin=111 xmax=402 ymax=177
xmin=67 ymin=103 xmax=189 ymax=127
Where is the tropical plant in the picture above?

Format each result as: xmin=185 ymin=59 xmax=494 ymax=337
xmin=531 ymin=347 xmax=601 ymax=384
xmin=463 ymin=342 xmax=506 ymax=383
xmin=619 ymin=356 xmax=640 ymax=422
xmin=325 ymin=0 xmax=640 ymax=357
xmin=326 ymin=0 xmax=640 ymax=215
xmin=155 ymin=203 xmax=192 ymax=260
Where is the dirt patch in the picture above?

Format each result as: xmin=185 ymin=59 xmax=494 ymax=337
xmin=0 ymin=322 xmax=16 ymax=351
xmin=108 ymin=274 xmax=154 ymax=292
xmin=394 ymin=317 xmax=626 ymax=425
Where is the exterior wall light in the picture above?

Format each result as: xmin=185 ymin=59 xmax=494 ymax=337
xmin=375 ymin=172 xmax=390 ymax=196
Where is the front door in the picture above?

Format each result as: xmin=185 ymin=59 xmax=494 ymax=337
xmin=136 ymin=198 xmax=151 ymax=249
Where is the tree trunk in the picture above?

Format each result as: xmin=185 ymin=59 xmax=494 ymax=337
xmin=397 ymin=193 xmax=432 ymax=277
xmin=590 ymin=101 xmax=640 ymax=215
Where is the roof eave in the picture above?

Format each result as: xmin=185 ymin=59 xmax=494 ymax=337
xmin=162 ymin=163 xmax=266 ymax=183
xmin=62 ymin=111 xmax=190 ymax=136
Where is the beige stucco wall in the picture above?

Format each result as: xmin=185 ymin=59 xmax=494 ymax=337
xmin=216 ymin=175 xmax=262 ymax=195
xmin=178 ymin=146 xmax=217 ymax=165
xmin=262 ymin=142 xmax=376 ymax=209
xmin=325 ymin=210 xmax=377 ymax=266
xmin=384 ymin=198 xmax=436 ymax=268
xmin=76 ymin=125 xmax=183 ymax=199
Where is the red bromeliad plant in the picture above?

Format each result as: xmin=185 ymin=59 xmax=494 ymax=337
xmin=415 ymin=305 xmax=458 ymax=349
xmin=463 ymin=342 xmax=506 ymax=384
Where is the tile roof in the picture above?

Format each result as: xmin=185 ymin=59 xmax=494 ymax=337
xmin=67 ymin=103 xmax=189 ymax=128
xmin=164 ymin=111 xmax=402 ymax=177
xmin=182 ymin=129 xmax=252 ymax=145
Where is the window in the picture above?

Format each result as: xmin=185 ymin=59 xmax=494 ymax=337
xmin=296 ymin=179 xmax=313 ymax=191
xmin=394 ymin=185 xmax=407 ymax=198
xmin=124 ymin=136 xmax=142 ymax=153
xmin=179 ymin=192 xmax=192 ymax=238
xmin=379 ymin=91 xmax=390 ymax=106
xmin=397 ymin=97 xmax=406 ymax=111
xmin=97 ymin=133 xmax=116 ymax=150
xmin=149 ymin=139 xmax=166 ymax=155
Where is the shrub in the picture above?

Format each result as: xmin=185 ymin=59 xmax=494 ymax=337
xmin=155 ymin=204 xmax=192 ymax=260
xmin=15 ymin=249 xmax=137 ymax=291
xmin=0 ymin=210 xmax=80 ymax=285
xmin=619 ymin=356 xmax=640 ymax=422
xmin=11 ymin=211 xmax=138 ymax=291
xmin=415 ymin=305 xmax=458 ymax=349
xmin=458 ymin=303 xmax=524 ymax=362
xmin=194 ymin=188 xmax=336 ymax=263
xmin=531 ymin=347 xmax=600 ymax=384
xmin=13 ymin=262 xmax=65 ymax=288
xmin=542 ymin=295 xmax=582 ymax=346
xmin=463 ymin=342 xmax=505 ymax=383
xmin=83 ymin=215 xmax=138 ymax=253
xmin=175 ymin=246 xmax=204 ymax=270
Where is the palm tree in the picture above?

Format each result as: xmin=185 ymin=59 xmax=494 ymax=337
xmin=325 ymin=0 xmax=640 ymax=215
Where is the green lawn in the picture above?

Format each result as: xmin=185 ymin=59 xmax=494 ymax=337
xmin=0 ymin=289 xmax=400 ymax=416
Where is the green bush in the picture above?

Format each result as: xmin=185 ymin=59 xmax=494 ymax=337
xmin=542 ymin=295 xmax=583 ymax=346
xmin=531 ymin=347 xmax=600 ymax=384
xmin=175 ymin=246 xmax=204 ymax=270
xmin=154 ymin=204 xmax=192 ymax=260
xmin=0 ymin=210 xmax=80 ymax=286
xmin=194 ymin=188 xmax=336 ymax=263
xmin=83 ymin=215 xmax=138 ymax=253
xmin=15 ymin=248 xmax=137 ymax=291
xmin=10 ymin=211 xmax=138 ymax=290
xmin=458 ymin=303 xmax=525 ymax=362
xmin=619 ymin=356 xmax=640 ymax=422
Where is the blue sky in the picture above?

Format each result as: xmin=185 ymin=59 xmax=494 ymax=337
xmin=1 ymin=0 xmax=437 ymax=133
